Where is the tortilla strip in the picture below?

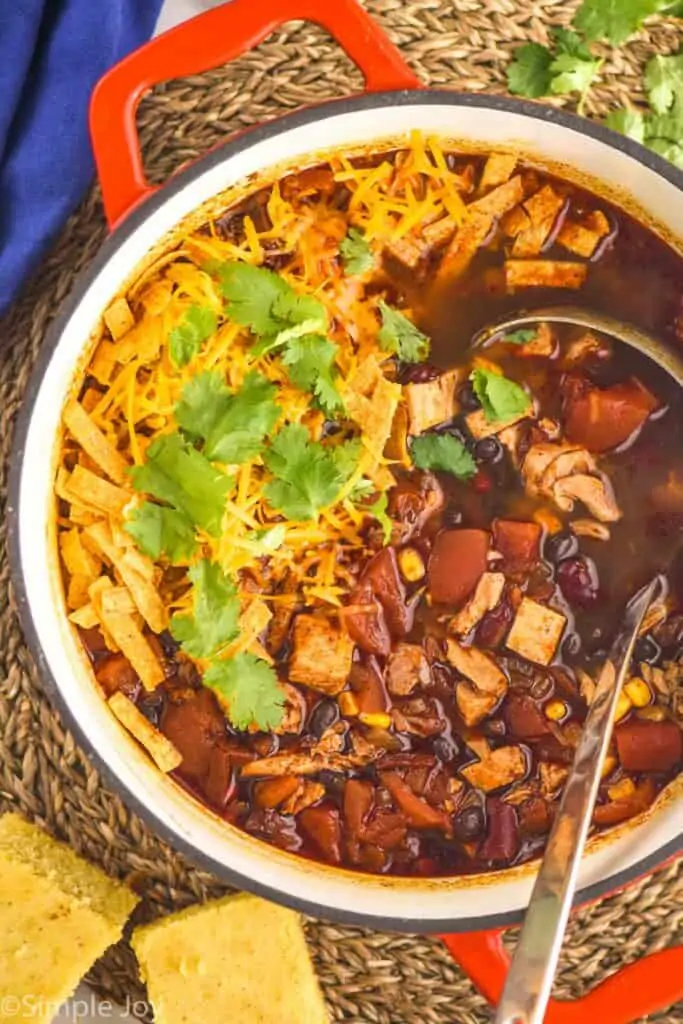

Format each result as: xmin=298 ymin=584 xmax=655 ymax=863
xmin=557 ymin=210 xmax=611 ymax=258
xmin=69 ymin=603 xmax=100 ymax=628
xmin=98 ymin=599 xmax=165 ymax=691
xmin=479 ymin=154 xmax=517 ymax=192
xmin=511 ymin=186 xmax=565 ymax=258
xmin=469 ymin=175 xmax=524 ymax=218
xmin=60 ymin=528 xmax=102 ymax=578
xmin=63 ymin=399 xmax=128 ymax=484
xmin=504 ymin=260 xmax=587 ymax=291
xmin=66 ymin=465 xmax=130 ymax=516
xmin=89 ymin=340 xmax=118 ymax=385
xmin=343 ymin=356 xmax=401 ymax=462
xmin=436 ymin=211 xmax=492 ymax=282
xmin=104 ymin=297 xmax=135 ymax=340
xmin=101 ymin=587 xmax=138 ymax=616
xmin=85 ymin=521 xmax=167 ymax=634
xmin=108 ymin=691 xmax=181 ymax=772
xmin=67 ymin=573 xmax=94 ymax=610
xmin=88 ymin=577 xmax=120 ymax=652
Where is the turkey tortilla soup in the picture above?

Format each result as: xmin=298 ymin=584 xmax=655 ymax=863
xmin=55 ymin=133 xmax=683 ymax=877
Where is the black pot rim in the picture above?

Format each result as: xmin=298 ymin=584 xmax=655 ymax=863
xmin=8 ymin=87 xmax=683 ymax=935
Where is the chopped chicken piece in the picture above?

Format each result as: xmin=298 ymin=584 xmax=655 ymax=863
xmin=422 ymin=215 xmax=458 ymax=249
xmin=240 ymin=747 xmax=375 ymax=778
xmin=461 ymin=746 xmax=528 ymax=792
xmin=456 ymin=682 xmax=499 ymax=727
xmin=386 ymin=643 xmax=430 ymax=696
xmin=506 ymin=597 xmax=566 ymax=666
xmin=497 ymin=423 xmax=524 ymax=466
xmin=389 ymin=471 xmax=444 ymax=545
xmin=570 ymin=518 xmax=611 ymax=541
xmin=513 ymin=604 xmax=555 ymax=666
xmin=470 ymin=175 xmax=525 ymax=217
xmin=479 ymin=154 xmax=517 ymax=192
xmin=466 ymin=403 xmax=533 ymax=441
xmin=563 ymin=331 xmax=607 ymax=366
xmin=552 ymin=473 xmax=622 ymax=522
xmin=445 ymin=640 xmax=507 ymax=698
xmin=505 ymin=260 xmax=588 ymax=291
xmin=289 ymin=616 xmax=354 ymax=695
xmin=508 ymin=322 xmax=557 ymax=358
xmin=512 ymin=186 xmax=566 ymax=258
xmin=522 ymin=442 xmax=596 ymax=499
xmin=436 ymin=211 xmax=493 ymax=282
xmin=450 ymin=572 xmax=505 ymax=636
xmin=539 ymin=762 xmax=569 ymax=796
xmin=274 ymin=683 xmax=306 ymax=735
xmin=384 ymin=236 xmax=425 ymax=271
xmin=405 ymin=369 xmax=462 ymax=434
xmin=281 ymin=780 xmax=326 ymax=816
xmin=557 ymin=210 xmax=611 ymax=258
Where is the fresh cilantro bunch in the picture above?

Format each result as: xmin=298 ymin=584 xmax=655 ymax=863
xmin=507 ymin=29 xmax=602 ymax=110
xmin=378 ymin=301 xmax=431 ymax=363
xmin=471 ymin=368 xmax=531 ymax=424
xmin=263 ymin=424 xmax=360 ymax=520
xmin=607 ymin=52 xmax=683 ymax=168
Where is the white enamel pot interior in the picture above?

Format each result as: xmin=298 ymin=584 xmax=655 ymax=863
xmin=9 ymin=92 xmax=683 ymax=933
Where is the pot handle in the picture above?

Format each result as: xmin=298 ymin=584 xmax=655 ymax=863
xmin=439 ymin=928 xmax=683 ymax=1023
xmin=89 ymin=0 xmax=420 ymax=228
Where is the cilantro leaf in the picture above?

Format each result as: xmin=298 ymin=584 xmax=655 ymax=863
xmin=605 ymin=107 xmax=646 ymax=142
xmin=551 ymin=28 xmax=593 ymax=59
xmin=507 ymin=43 xmax=553 ymax=98
xmin=366 ymin=491 xmax=393 ymax=544
xmin=252 ymin=317 xmax=327 ymax=359
xmin=281 ymin=335 xmax=343 ymax=416
xmin=471 ymin=368 xmax=531 ymax=424
xmin=129 ymin=433 xmax=232 ymax=537
xmin=645 ymin=52 xmax=683 ymax=114
xmin=169 ymin=304 xmax=217 ymax=368
xmin=124 ymin=502 xmax=197 ymax=563
xmin=410 ymin=434 xmax=477 ymax=480
xmin=340 ymin=228 xmax=375 ymax=275
xmin=377 ymin=301 xmax=430 ymax=363
xmin=501 ymin=328 xmax=537 ymax=345
xmin=549 ymin=51 xmax=602 ymax=98
xmin=647 ymin=136 xmax=683 ymax=167
xmin=170 ymin=559 xmax=241 ymax=658
xmin=573 ymin=0 xmax=665 ymax=45
xmin=263 ymin=424 xmax=357 ymax=520
xmin=204 ymin=653 xmax=285 ymax=731
xmin=175 ymin=370 xmax=280 ymax=464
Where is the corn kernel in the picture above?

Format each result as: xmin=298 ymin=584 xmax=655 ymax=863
xmin=601 ymin=754 xmax=618 ymax=779
xmin=533 ymin=508 xmax=564 ymax=535
xmin=398 ymin=547 xmax=425 ymax=583
xmin=613 ymin=690 xmax=633 ymax=722
xmin=358 ymin=711 xmax=392 ymax=729
xmin=544 ymin=700 xmax=567 ymax=722
xmin=636 ymin=705 xmax=667 ymax=722
xmin=624 ymin=677 xmax=651 ymax=708
xmin=338 ymin=692 xmax=360 ymax=716
xmin=608 ymin=778 xmax=636 ymax=802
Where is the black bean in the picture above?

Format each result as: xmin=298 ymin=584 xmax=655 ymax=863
xmin=139 ymin=694 xmax=164 ymax=729
xmin=474 ymin=436 xmax=504 ymax=464
xmin=433 ymin=735 xmax=460 ymax=763
xmin=481 ymin=718 xmax=507 ymax=739
xmin=399 ymin=363 xmax=440 ymax=384
xmin=633 ymin=635 xmax=662 ymax=666
xmin=453 ymin=804 xmax=486 ymax=841
xmin=308 ymin=699 xmax=340 ymax=739
xmin=544 ymin=530 xmax=578 ymax=564
xmin=561 ymin=632 xmax=582 ymax=663
xmin=157 ymin=631 xmax=180 ymax=659
xmin=458 ymin=381 xmax=481 ymax=412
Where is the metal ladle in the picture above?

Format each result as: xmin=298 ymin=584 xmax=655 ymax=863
xmin=473 ymin=304 xmax=683 ymax=388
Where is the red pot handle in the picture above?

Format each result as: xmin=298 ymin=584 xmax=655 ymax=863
xmin=89 ymin=0 xmax=420 ymax=228
xmin=439 ymin=928 xmax=683 ymax=1022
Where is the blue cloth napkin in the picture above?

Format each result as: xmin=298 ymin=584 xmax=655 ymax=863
xmin=0 ymin=0 xmax=164 ymax=315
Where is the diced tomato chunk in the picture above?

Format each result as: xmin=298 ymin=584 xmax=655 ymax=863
xmin=255 ymin=776 xmax=301 ymax=810
xmin=593 ymin=778 xmax=656 ymax=827
xmin=492 ymin=519 xmax=541 ymax=570
xmin=346 ymin=549 xmax=413 ymax=655
xmin=615 ymin=719 xmax=682 ymax=773
xmin=479 ymin=798 xmax=519 ymax=863
xmin=563 ymin=375 xmax=658 ymax=453
xmin=381 ymin=771 xmax=451 ymax=831
xmin=161 ymin=689 xmax=226 ymax=786
xmin=504 ymin=694 xmax=552 ymax=740
xmin=299 ymin=804 xmax=343 ymax=864
xmin=349 ymin=658 xmax=390 ymax=714
xmin=95 ymin=653 xmax=139 ymax=699
xmin=343 ymin=779 xmax=375 ymax=836
xmin=518 ymin=796 xmax=552 ymax=836
xmin=428 ymin=529 xmax=489 ymax=606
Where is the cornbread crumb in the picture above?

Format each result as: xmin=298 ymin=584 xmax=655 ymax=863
xmin=131 ymin=894 xmax=328 ymax=1024
xmin=0 ymin=813 xmax=138 ymax=1023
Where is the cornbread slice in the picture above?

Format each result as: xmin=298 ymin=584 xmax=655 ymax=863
xmin=0 ymin=814 xmax=138 ymax=1022
xmin=131 ymin=894 xmax=328 ymax=1024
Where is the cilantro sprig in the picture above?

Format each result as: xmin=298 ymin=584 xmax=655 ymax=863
xmin=263 ymin=424 xmax=359 ymax=520
xmin=281 ymin=335 xmax=344 ymax=417
xmin=125 ymin=503 xmax=198 ymax=563
xmin=471 ymin=368 xmax=531 ymax=424
xmin=501 ymin=329 xmax=537 ymax=345
xmin=169 ymin=305 xmax=218 ymax=368
xmin=204 ymin=653 xmax=285 ymax=732
xmin=340 ymin=227 xmax=375 ymax=275
xmin=608 ymin=52 xmax=683 ymax=168
xmin=170 ymin=559 xmax=241 ymax=658
xmin=411 ymin=434 xmax=477 ymax=479
xmin=378 ymin=301 xmax=431 ymax=363
xmin=507 ymin=29 xmax=601 ymax=112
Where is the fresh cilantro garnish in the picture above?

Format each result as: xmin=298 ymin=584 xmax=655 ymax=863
xmin=471 ymin=368 xmax=531 ymax=424
xmin=573 ymin=0 xmax=669 ymax=45
xmin=501 ymin=328 xmax=537 ymax=345
xmin=129 ymin=433 xmax=233 ymax=537
xmin=507 ymin=43 xmax=553 ymax=98
xmin=281 ymin=335 xmax=344 ymax=416
xmin=215 ymin=261 xmax=326 ymax=345
xmin=175 ymin=370 xmax=280 ymax=464
xmin=168 ymin=304 xmax=217 ymax=367
xmin=340 ymin=228 xmax=375 ymax=275
xmin=204 ymin=653 xmax=285 ymax=732
xmin=410 ymin=434 xmax=477 ymax=479
xmin=549 ymin=50 xmax=602 ymax=101
xmin=253 ymin=524 xmax=287 ymax=551
xmin=377 ymin=301 xmax=431 ymax=363
xmin=646 ymin=52 xmax=683 ymax=114
xmin=124 ymin=502 xmax=197 ymax=563
xmin=263 ymin=424 xmax=358 ymax=520
xmin=170 ymin=559 xmax=241 ymax=658
xmin=605 ymin=107 xmax=646 ymax=142
xmin=608 ymin=52 xmax=683 ymax=169
xmin=366 ymin=491 xmax=393 ymax=544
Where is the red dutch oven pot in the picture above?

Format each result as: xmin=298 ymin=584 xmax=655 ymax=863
xmin=8 ymin=1 xmax=683 ymax=1020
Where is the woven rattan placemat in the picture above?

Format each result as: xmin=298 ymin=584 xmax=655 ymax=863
xmin=1 ymin=1 xmax=682 ymax=1020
